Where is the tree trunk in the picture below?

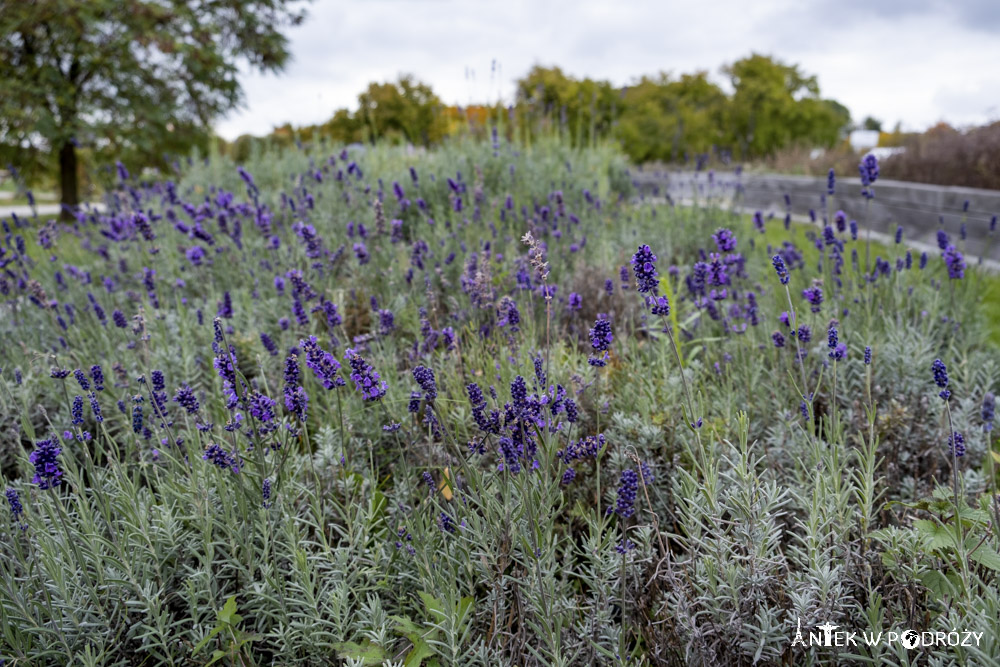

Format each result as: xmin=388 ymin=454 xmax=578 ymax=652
xmin=58 ymin=140 xmax=79 ymax=220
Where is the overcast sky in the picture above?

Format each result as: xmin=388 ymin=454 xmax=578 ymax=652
xmin=215 ymin=0 xmax=1000 ymax=140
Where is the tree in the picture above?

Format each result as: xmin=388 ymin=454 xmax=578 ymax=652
xmin=861 ymin=116 xmax=883 ymax=132
xmin=356 ymin=75 xmax=448 ymax=146
xmin=515 ymin=65 xmax=617 ymax=147
xmin=617 ymin=72 xmax=727 ymax=162
xmin=722 ymin=54 xmax=849 ymax=158
xmin=0 ymin=0 xmax=307 ymax=215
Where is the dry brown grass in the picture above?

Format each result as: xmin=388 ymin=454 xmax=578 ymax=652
xmin=751 ymin=122 xmax=1000 ymax=191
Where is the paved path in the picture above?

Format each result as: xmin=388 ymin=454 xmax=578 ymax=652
xmin=0 ymin=202 xmax=105 ymax=218
xmin=642 ymin=194 xmax=1000 ymax=274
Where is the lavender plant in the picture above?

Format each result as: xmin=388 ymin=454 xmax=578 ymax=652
xmin=0 ymin=136 xmax=997 ymax=666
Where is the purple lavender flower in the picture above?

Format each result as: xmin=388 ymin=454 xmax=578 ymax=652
xmin=982 ymin=392 xmax=994 ymax=432
xmin=203 ymin=443 xmax=241 ymax=473
xmin=354 ymin=242 xmax=370 ymax=265
xmin=631 ymin=244 xmax=659 ymax=294
xmin=71 ymin=395 xmax=84 ymax=425
xmin=616 ymin=538 xmax=636 ymax=554
xmin=5 ymin=488 xmax=24 ymax=526
xmin=588 ymin=317 xmax=613 ymax=367
xmin=262 ymin=478 xmax=272 ymax=508
xmin=834 ymin=210 xmax=847 ymax=233
xmin=217 ymin=291 xmax=233 ymax=319
xmin=932 ymin=359 xmax=950 ymax=400
xmin=174 ymin=385 xmax=200 ymax=414
xmin=651 ymin=296 xmax=670 ymax=316
xmin=943 ymin=245 xmax=966 ymax=280
xmin=29 ymin=438 xmax=63 ymax=489
xmin=73 ymin=369 xmax=90 ymax=391
xmin=132 ymin=402 xmax=143 ymax=433
xmin=948 ymin=431 xmax=965 ymax=458
xmin=375 ymin=308 xmax=395 ymax=336
xmin=608 ymin=469 xmax=638 ymax=518
xmin=864 ymin=346 xmax=872 ymax=365
xmin=859 ymin=154 xmax=879 ymax=187
xmin=823 ymin=226 xmax=836 ymax=246
xmin=89 ymin=393 xmax=103 ymax=423
xmin=260 ymin=332 xmax=278 ymax=356
xmin=771 ymin=255 xmax=789 ymax=284
xmin=248 ymin=392 xmax=277 ymax=423
xmin=90 ymin=365 xmax=104 ymax=391
xmin=346 ymin=349 xmax=387 ymax=401
xmin=438 ymin=512 xmax=458 ymax=534
xmin=413 ymin=366 xmax=437 ymax=402
xmin=712 ymin=228 xmax=737 ymax=253
xmin=283 ymin=354 xmax=309 ymax=421
xmin=802 ymin=285 xmax=823 ymax=313
xmin=827 ymin=325 xmax=846 ymax=360
xmin=772 ymin=331 xmax=785 ymax=348
xmin=827 ymin=168 xmax=835 ymax=195
xmin=301 ymin=336 xmax=346 ymax=390
xmin=142 ymin=267 xmax=159 ymax=309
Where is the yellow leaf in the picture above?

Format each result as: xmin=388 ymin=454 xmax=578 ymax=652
xmin=439 ymin=467 xmax=453 ymax=501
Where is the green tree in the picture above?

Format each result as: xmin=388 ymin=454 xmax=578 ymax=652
xmin=356 ymin=75 xmax=448 ymax=146
xmin=0 ymin=0 xmax=307 ymax=215
xmin=861 ymin=115 xmax=883 ymax=132
xmin=515 ymin=65 xmax=617 ymax=147
xmin=722 ymin=53 xmax=849 ymax=158
xmin=617 ymin=72 xmax=728 ymax=162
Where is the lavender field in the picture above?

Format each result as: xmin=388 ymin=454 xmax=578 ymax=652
xmin=1 ymin=139 xmax=999 ymax=666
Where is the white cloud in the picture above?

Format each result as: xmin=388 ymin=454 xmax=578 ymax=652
xmin=215 ymin=0 xmax=1000 ymax=139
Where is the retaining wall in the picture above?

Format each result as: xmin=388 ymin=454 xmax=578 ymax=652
xmin=630 ymin=169 xmax=1000 ymax=261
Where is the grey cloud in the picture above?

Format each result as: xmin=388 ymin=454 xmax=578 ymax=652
xmin=215 ymin=0 xmax=1000 ymax=139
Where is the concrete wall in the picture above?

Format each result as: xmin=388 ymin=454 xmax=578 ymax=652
xmin=630 ymin=168 xmax=1000 ymax=262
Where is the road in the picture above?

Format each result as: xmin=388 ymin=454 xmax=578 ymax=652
xmin=0 ymin=202 xmax=105 ymax=219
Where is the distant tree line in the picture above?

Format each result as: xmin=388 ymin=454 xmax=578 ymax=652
xmin=226 ymin=53 xmax=852 ymax=166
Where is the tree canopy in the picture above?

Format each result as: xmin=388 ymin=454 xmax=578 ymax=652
xmin=271 ymin=55 xmax=852 ymax=165
xmin=0 ymin=0 xmax=307 ymax=212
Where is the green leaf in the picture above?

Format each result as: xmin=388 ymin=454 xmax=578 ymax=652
xmin=403 ymin=636 xmax=436 ymax=667
xmin=205 ymin=649 xmax=228 ymax=666
xmin=391 ymin=615 xmax=422 ymax=637
xmin=333 ymin=640 xmax=387 ymax=665
xmin=192 ymin=625 xmax=222 ymax=654
xmin=917 ymin=570 xmax=955 ymax=599
xmin=456 ymin=596 xmax=475 ymax=627
xmin=418 ymin=592 xmax=447 ymax=622
xmin=913 ymin=519 xmax=953 ymax=551
xmin=969 ymin=544 xmax=1000 ymax=572
xmin=369 ymin=490 xmax=388 ymax=528
xmin=217 ymin=596 xmax=240 ymax=625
